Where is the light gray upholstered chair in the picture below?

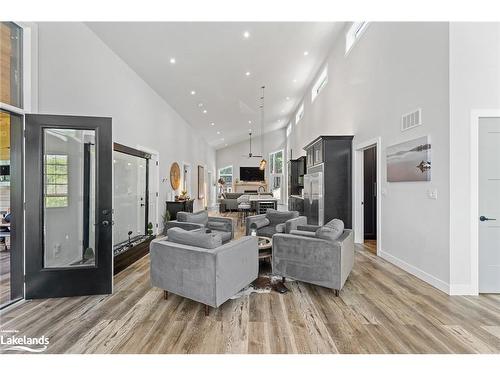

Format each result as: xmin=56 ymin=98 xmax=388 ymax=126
xmin=164 ymin=210 xmax=234 ymax=243
xmin=272 ymin=218 xmax=354 ymax=296
xmin=245 ymin=209 xmax=299 ymax=237
xmin=150 ymin=228 xmax=258 ymax=315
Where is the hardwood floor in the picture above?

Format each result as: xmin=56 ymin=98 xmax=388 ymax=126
xmin=0 ymin=249 xmax=10 ymax=307
xmin=2 ymin=214 xmax=500 ymax=354
xmin=361 ymin=239 xmax=377 ymax=255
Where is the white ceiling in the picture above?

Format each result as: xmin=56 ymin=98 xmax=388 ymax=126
xmin=87 ymin=22 xmax=345 ymax=148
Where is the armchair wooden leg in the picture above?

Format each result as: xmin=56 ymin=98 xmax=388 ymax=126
xmin=334 ymin=289 xmax=340 ymax=297
xmin=282 ymin=277 xmax=286 ymax=283
xmin=164 ymin=290 xmax=169 ymax=300
xmin=204 ymin=304 xmax=210 ymax=316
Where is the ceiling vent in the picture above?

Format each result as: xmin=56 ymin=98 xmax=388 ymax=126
xmin=401 ymin=108 xmax=422 ymax=131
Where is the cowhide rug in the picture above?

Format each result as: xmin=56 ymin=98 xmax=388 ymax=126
xmin=230 ymin=274 xmax=291 ymax=300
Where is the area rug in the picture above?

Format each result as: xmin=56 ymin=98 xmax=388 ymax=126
xmin=230 ymin=275 xmax=290 ymax=300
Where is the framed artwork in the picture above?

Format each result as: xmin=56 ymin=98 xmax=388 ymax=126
xmin=386 ymin=136 xmax=431 ymax=182
xmin=198 ymin=165 xmax=205 ymax=199
xmin=170 ymin=162 xmax=181 ymax=190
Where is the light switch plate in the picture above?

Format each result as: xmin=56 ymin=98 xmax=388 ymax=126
xmin=427 ymin=189 xmax=438 ymax=200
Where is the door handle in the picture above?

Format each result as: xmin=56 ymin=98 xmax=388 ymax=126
xmin=480 ymin=216 xmax=496 ymax=222
xmin=101 ymin=220 xmax=114 ymax=227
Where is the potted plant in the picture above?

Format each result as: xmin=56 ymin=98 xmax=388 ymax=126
xmin=162 ymin=209 xmax=171 ymax=235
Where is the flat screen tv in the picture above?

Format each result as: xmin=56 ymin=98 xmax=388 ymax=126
xmin=240 ymin=167 xmax=264 ymax=182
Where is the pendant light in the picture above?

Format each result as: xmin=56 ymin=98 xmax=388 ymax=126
xmin=259 ymin=85 xmax=267 ymax=170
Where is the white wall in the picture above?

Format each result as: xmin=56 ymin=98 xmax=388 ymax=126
xmin=36 ymin=22 xmax=216 ymax=226
xmin=216 ymin=127 xmax=286 ymax=188
xmin=449 ymin=23 xmax=500 ymax=294
xmin=286 ymin=22 xmax=451 ymax=292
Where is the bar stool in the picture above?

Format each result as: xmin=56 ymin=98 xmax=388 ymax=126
xmin=237 ymin=195 xmax=251 ymax=227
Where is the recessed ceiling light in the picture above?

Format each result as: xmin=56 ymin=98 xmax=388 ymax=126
xmin=203 ymin=109 xmax=207 ymax=114
xmin=190 ymin=90 xmax=196 ymax=95
xmin=245 ymin=71 xmax=251 ymax=76
xmin=286 ymin=97 xmax=290 ymax=101
xmin=217 ymin=131 xmax=221 ymax=135
xmin=248 ymin=120 xmax=252 ymax=124
xmin=249 ymin=128 xmax=252 ymax=132
xmin=243 ymin=31 xmax=250 ymax=38
xmin=198 ymin=103 xmax=204 ymax=108
xmin=293 ymin=79 xmax=297 ymax=83
xmin=170 ymin=57 xmax=176 ymax=64
xmin=221 ymin=138 xmax=225 ymax=141
xmin=303 ymin=51 xmax=309 ymax=56
xmin=210 ymin=122 xmax=215 ymax=126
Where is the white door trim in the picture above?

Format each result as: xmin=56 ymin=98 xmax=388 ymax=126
xmin=136 ymin=145 xmax=160 ymax=236
xmin=470 ymin=109 xmax=500 ymax=295
xmin=353 ymin=137 xmax=382 ymax=255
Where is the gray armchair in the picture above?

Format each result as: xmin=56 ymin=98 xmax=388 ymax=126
xmin=150 ymin=228 xmax=258 ymax=315
xmin=164 ymin=210 xmax=234 ymax=243
xmin=245 ymin=209 xmax=299 ymax=237
xmin=272 ymin=218 xmax=354 ymax=296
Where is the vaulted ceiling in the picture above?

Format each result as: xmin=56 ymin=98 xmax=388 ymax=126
xmin=87 ymin=22 xmax=344 ymax=148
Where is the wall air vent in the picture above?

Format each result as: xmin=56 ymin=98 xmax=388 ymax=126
xmin=401 ymin=108 xmax=422 ymax=131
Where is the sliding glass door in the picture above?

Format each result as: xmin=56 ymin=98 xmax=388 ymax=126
xmin=113 ymin=144 xmax=150 ymax=255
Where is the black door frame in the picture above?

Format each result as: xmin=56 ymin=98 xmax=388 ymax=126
xmin=0 ymin=111 xmax=24 ymax=307
xmin=363 ymin=145 xmax=377 ymax=240
xmin=25 ymin=114 xmax=113 ymax=299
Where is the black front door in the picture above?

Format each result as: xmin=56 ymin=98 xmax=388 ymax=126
xmin=25 ymin=114 xmax=112 ymax=299
xmin=363 ymin=146 xmax=377 ymax=240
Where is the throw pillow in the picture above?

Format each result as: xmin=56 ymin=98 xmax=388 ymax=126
xmin=167 ymin=227 xmax=222 ymax=249
xmin=265 ymin=209 xmax=299 ymax=225
xmin=206 ymin=221 xmax=227 ymax=231
xmin=315 ymin=219 xmax=344 ymax=241
xmin=253 ymin=217 xmax=270 ymax=229
xmin=177 ymin=210 xmax=209 ymax=226
xmin=275 ymin=223 xmax=286 ymax=233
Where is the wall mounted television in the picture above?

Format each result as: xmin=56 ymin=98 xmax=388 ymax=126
xmin=240 ymin=167 xmax=264 ymax=181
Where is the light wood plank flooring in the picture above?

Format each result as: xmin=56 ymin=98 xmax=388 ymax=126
xmin=2 ymin=214 xmax=500 ymax=354
xmin=0 ymin=250 xmax=10 ymax=307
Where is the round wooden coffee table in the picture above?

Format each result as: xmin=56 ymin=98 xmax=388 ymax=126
xmin=257 ymin=236 xmax=272 ymax=262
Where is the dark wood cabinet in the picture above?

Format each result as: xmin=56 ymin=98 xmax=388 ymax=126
xmin=303 ymin=136 xmax=353 ymax=228
xmin=288 ymin=195 xmax=304 ymax=215
xmin=288 ymin=156 xmax=306 ymax=196
xmin=166 ymin=199 xmax=194 ymax=220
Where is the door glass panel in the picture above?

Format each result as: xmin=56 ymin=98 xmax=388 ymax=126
xmin=0 ymin=22 xmax=23 ymax=109
xmin=1 ymin=110 xmax=22 ymax=307
xmin=43 ymin=129 xmax=96 ymax=268
xmin=113 ymin=151 xmax=147 ymax=247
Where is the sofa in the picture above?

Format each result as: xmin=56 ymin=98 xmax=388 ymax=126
xmin=220 ymin=192 xmax=274 ymax=212
xmin=245 ymin=209 xmax=299 ymax=237
xmin=272 ymin=218 xmax=354 ymax=296
xmin=164 ymin=210 xmax=234 ymax=243
xmin=150 ymin=227 xmax=258 ymax=315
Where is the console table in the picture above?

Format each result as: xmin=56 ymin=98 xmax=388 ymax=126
xmin=166 ymin=199 xmax=194 ymax=220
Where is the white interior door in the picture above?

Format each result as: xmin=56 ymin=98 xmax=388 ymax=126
xmin=207 ymin=171 xmax=213 ymax=208
xmin=479 ymin=117 xmax=500 ymax=293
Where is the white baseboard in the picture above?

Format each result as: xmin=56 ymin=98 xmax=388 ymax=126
xmin=449 ymin=284 xmax=478 ymax=295
xmin=378 ymin=250 xmax=450 ymax=294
